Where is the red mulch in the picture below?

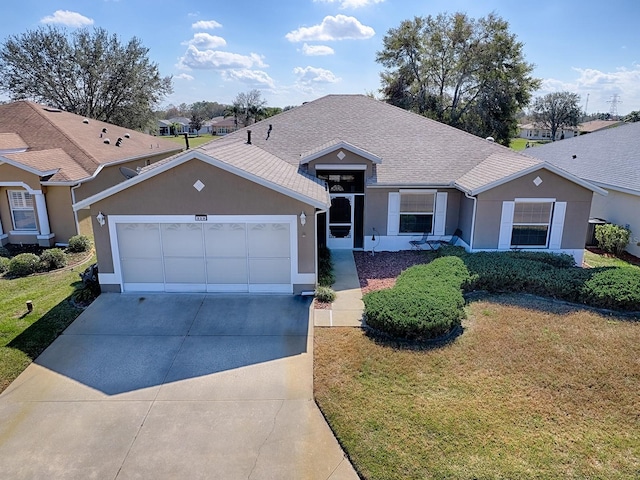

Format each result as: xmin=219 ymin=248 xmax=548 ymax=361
xmin=353 ymin=250 xmax=434 ymax=295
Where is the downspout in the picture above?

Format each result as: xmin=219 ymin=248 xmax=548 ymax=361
xmin=71 ymin=183 xmax=82 ymax=237
xmin=464 ymin=192 xmax=477 ymax=251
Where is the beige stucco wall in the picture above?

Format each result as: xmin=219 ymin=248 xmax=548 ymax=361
xmin=0 ymin=165 xmax=43 ymax=243
xmin=306 ymin=149 xmax=375 ymax=180
xmin=457 ymin=194 xmax=475 ymax=246
xmin=75 ymin=152 xmax=180 ymax=202
xmin=44 ymin=186 xmax=77 ymax=243
xmin=590 ymin=189 xmax=640 ymax=258
xmin=473 ymin=169 xmax=594 ymax=249
xmin=90 ymin=158 xmax=316 ymax=276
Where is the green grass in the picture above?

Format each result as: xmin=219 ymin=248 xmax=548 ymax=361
xmin=0 ymin=255 xmax=95 ymax=393
xmin=315 ymin=296 xmax=640 ymax=479
xmin=510 ymin=138 xmax=545 ymax=151
xmin=163 ymin=135 xmax=220 ymax=148
xmin=583 ymin=249 xmax=640 ymax=269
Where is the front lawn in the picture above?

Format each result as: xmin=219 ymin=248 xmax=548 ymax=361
xmin=163 ymin=135 xmax=219 ymax=148
xmin=315 ymin=295 xmax=640 ymax=479
xmin=0 ymin=255 xmax=95 ymax=393
xmin=510 ymin=137 xmax=545 ymax=151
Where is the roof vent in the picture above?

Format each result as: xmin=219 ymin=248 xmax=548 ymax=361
xmin=486 ymin=136 xmax=495 ymax=142
xmin=266 ymin=124 xmax=272 ymax=140
xmin=102 ymin=128 xmax=108 ymax=134
xmin=572 ymin=154 xmax=577 ymax=159
xmin=247 ymin=130 xmax=252 ymax=145
xmin=124 ymin=133 xmax=130 ymax=138
xmin=83 ymin=118 xmax=89 ymax=124
xmin=115 ymin=137 xmax=123 ymax=147
xmin=103 ymin=138 xmax=110 ymax=144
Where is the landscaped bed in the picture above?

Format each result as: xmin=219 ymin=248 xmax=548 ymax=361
xmin=315 ymin=248 xmax=640 ymax=479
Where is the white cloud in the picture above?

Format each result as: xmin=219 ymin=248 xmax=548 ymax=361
xmin=182 ymin=33 xmax=227 ymax=49
xmin=285 ymin=15 xmax=375 ymax=42
xmin=40 ymin=10 xmax=93 ymax=27
xmin=302 ymin=43 xmax=335 ymax=56
xmin=538 ymin=64 xmax=640 ymax=113
xmin=178 ymin=45 xmax=267 ymax=70
xmin=293 ymin=66 xmax=341 ymax=85
xmin=192 ymin=20 xmax=222 ymax=30
xmin=222 ymin=69 xmax=276 ymax=89
xmin=174 ymin=73 xmax=194 ymax=81
xmin=314 ymin=0 xmax=384 ymax=8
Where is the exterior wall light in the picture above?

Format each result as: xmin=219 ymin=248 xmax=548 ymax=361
xmin=96 ymin=211 xmax=106 ymax=227
xmin=300 ymin=211 xmax=306 ymax=226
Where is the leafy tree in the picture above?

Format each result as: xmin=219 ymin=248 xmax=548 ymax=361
xmin=530 ymin=91 xmax=581 ymax=141
xmin=376 ymin=12 xmax=540 ymax=145
xmin=623 ymin=110 xmax=640 ymax=123
xmin=0 ymin=26 xmax=172 ymax=131
xmin=230 ymin=90 xmax=267 ymax=127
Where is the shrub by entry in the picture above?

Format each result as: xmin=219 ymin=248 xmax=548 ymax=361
xmin=363 ymin=257 xmax=469 ymax=340
xmin=8 ymin=253 xmax=41 ymax=277
xmin=67 ymin=235 xmax=92 ymax=253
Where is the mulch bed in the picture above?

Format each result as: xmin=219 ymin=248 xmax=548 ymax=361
xmin=353 ymin=250 xmax=434 ymax=294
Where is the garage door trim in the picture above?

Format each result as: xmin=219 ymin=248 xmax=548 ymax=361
xmin=107 ymin=214 xmax=298 ymax=293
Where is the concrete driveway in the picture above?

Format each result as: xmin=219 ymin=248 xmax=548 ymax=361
xmin=0 ymin=294 xmax=358 ymax=480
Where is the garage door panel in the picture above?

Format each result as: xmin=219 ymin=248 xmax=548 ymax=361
xmin=121 ymin=258 xmax=164 ymax=283
xmin=117 ymin=223 xmax=161 ymax=258
xmin=248 ymin=224 xmax=290 ymax=257
xmin=205 ymin=224 xmax=247 ymax=257
xmin=163 ymin=257 xmax=206 ymax=284
xmin=161 ymin=224 xmax=204 ymax=257
xmin=206 ymin=257 xmax=248 ymax=284
xmin=249 ymin=258 xmax=291 ymax=284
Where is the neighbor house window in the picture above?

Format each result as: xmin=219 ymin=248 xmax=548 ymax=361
xmin=399 ymin=193 xmax=434 ymax=233
xmin=8 ymin=190 xmax=37 ymax=231
xmin=511 ymin=201 xmax=553 ymax=247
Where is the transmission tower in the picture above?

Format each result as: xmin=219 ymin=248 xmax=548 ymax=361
xmin=607 ymin=94 xmax=621 ymax=118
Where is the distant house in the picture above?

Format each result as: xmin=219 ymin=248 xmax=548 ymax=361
xmin=209 ymin=116 xmax=240 ymax=136
xmin=0 ymin=101 xmax=182 ymax=246
xmin=577 ymin=119 xmax=622 ymax=134
xmin=527 ymin=121 xmax=640 ymax=257
xmin=73 ymin=95 xmax=605 ymax=294
xmin=519 ymin=123 xmax=579 ymax=141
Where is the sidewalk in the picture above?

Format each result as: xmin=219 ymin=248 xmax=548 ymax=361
xmin=314 ymin=250 xmax=364 ymax=327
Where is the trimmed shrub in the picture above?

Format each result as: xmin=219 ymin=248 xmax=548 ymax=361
xmin=0 ymin=246 xmax=9 ymax=258
xmin=0 ymin=256 xmax=9 ymax=274
xmin=318 ymin=245 xmax=335 ymax=287
xmin=39 ymin=248 xmax=68 ymax=271
xmin=595 ymin=223 xmax=631 ymax=255
xmin=67 ymin=235 xmax=92 ymax=253
xmin=364 ymin=257 xmax=468 ymax=340
xmin=8 ymin=253 xmax=41 ymax=277
xmin=315 ymin=286 xmax=336 ymax=303
xmin=580 ymin=268 xmax=640 ymax=311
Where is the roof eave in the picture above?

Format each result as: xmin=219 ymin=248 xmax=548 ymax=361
xmin=0 ymin=156 xmax=58 ymax=177
xmin=300 ymin=140 xmax=382 ymax=165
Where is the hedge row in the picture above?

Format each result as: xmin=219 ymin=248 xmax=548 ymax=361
xmin=363 ymin=257 xmax=469 ymax=340
xmin=364 ymin=249 xmax=639 ymax=341
xmin=440 ymin=247 xmax=640 ymax=312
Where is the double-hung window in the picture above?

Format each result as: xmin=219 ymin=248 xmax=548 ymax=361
xmin=510 ymin=201 xmax=553 ymax=247
xmin=399 ymin=193 xmax=434 ymax=234
xmin=8 ymin=190 xmax=37 ymax=231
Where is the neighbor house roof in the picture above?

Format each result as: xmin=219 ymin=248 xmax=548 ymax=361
xmin=578 ymin=119 xmax=622 ymax=134
xmin=526 ymin=121 xmax=640 ymax=195
xmin=0 ymin=101 xmax=182 ymax=183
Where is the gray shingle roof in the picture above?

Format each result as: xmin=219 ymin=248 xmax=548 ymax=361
xmin=525 ymin=122 xmax=640 ymax=195
xmin=455 ymin=152 xmax=542 ymax=194
xmin=222 ymin=94 xmax=518 ymax=186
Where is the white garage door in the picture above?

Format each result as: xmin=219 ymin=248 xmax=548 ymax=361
xmin=115 ymin=220 xmax=293 ymax=293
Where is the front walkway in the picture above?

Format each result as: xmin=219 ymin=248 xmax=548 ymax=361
xmin=314 ymin=250 xmax=364 ymax=327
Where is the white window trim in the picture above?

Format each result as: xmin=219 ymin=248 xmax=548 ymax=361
xmin=498 ymin=198 xmax=565 ymax=250
xmin=388 ymin=190 xmax=447 ymax=236
xmin=8 ymin=190 xmax=37 ymax=232
xmin=399 ymin=190 xmax=436 ymax=235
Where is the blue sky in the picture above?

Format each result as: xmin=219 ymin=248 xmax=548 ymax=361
xmin=2 ymin=0 xmax=639 ymax=114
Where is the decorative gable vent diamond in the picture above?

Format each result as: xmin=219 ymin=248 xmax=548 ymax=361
xmin=193 ymin=180 xmax=205 ymax=192
xmin=533 ymin=176 xmax=543 ymax=187
xmin=337 ymin=151 xmax=346 ymax=161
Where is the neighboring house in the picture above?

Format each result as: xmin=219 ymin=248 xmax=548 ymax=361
xmin=518 ymin=123 xmax=579 ymax=141
xmin=0 ymin=101 xmax=183 ymax=247
xmin=74 ymin=95 xmax=604 ymax=294
xmin=209 ymin=116 xmax=240 ymax=136
xmin=157 ymin=119 xmax=172 ymax=136
xmin=576 ymin=119 xmax=622 ymax=134
xmin=526 ymin=121 xmax=640 ymax=257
